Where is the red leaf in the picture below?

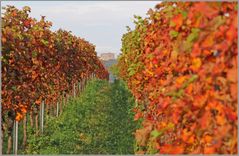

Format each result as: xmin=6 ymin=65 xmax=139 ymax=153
xmin=134 ymin=112 xmax=143 ymax=121
xmin=225 ymin=107 xmax=237 ymax=122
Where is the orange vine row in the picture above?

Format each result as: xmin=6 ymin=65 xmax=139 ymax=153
xmin=117 ymin=2 xmax=237 ymax=154
xmin=1 ymin=6 xmax=109 ymax=122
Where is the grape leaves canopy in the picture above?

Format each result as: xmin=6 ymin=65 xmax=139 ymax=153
xmin=117 ymin=2 xmax=238 ymax=154
xmin=1 ymin=6 xmax=109 ymax=122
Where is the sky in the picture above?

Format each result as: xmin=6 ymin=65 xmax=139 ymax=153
xmin=1 ymin=1 xmax=160 ymax=57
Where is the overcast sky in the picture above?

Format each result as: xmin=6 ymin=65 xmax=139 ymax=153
xmin=1 ymin=1 xmax=160 ymax=56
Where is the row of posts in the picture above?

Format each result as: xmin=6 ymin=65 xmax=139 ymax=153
xmin=11 ymin=74 xmax=96 ymax=154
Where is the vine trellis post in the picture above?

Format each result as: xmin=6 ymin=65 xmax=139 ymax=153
xmin=13 ymin=120 xmax=18 ymax=154
xmin=56 ymin=101 xmax=59 ymax=117
xmin=40 ymin=101 xmax=44 ymax=134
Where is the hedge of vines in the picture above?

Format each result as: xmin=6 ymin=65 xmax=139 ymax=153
xmin=1 ymin=6 xmax=108 ymax=125
xmin=117 ymin=2 xmax=237 ymax=154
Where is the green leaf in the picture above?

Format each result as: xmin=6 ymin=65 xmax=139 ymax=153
xmin=151 ymin=130 xmax=163 ymax=138
xmin=169 ymin=21 xmax=176 ymax=27
xmin=41 ymin=39 xmax=49 ymax=46
xmin=12 ymin=86 xmax=17 ymax=91
xmin=211 ymin=16 xmax=226 ymax=30
xmin=235 ymin=4 xmax=238 ymax=11
xmin=182 ymin=74 xmax=198 ymax=89
xmin=169 ymin=30 xmax=179 ymax=38
xmin=187 ymin=28 xmax=200 ymax=42
xmin=32 ymin=51 xmax=38 ymax=58
xmin=128 ymin=69 xmax=136 ymax=76
xmin=167 ymin=122 xmax=175 ymax=129
xmin=182 ymin=28 xmax=200 ymax=52
xmin=163 ymin=5 xmax=174 ymax=13
xmin=146 ymin=53 xmax=154 ymax=60
xmin=180 ymin=11 xmax=188 ymax=19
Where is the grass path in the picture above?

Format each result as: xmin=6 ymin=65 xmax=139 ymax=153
xmin=24 ymin=79 xmax=136 ymax=154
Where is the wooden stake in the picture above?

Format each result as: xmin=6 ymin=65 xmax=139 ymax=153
xmin=13 ymin=120 xmax=18 ymax=154
xmin=30 ymin=110 xmax=34 ymax=127
xmin=6 ymin=117 xmax=14 ymax=154
xmin=35 ymin=110 xmax=39 ymax=135
xmin=73 ymin=83 xmax=76 ymax=97
xmin=22 ymin=115 xmax=27 ymax=149
xmin=40 ymin=101 xmax=44 ymax=133
xmin=56 ymin=101 xmax=59 ymax=117
xmin=7 ymin=134 xmax=12 ymax=154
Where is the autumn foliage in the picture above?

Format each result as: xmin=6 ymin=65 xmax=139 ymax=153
xmin=117 ymin=2 xmax=238 ymax=154
xmin=1 ymin=6 xmax=109 ymax=122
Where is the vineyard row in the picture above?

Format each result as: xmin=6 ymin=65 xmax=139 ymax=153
xmin=117 ymin=2 xmax=238 ymax=154
xmin=1 ymin=6 xmax=109 ymax=154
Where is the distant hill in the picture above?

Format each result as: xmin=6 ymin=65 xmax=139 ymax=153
xmin=101 ymin=59 xmax=117 ymax=83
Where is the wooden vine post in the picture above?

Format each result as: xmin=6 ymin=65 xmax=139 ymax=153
xmin=73 ymin=83 xmax=76 ymax=97
xmin=40 ymin=101 xmax=44 ymax=134
xmin=12 ymin=120 xmax=18 ymax=154
xmin=56 ymin=101 xmax=59 ymax=117
xmin=22 ymin=114 xmax=27 ymax=148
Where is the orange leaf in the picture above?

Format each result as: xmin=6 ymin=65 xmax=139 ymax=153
xmin=202 ymin=34 xmax=214 ymax=48
xmin=192 ymin=2 xmax=218 ymax=19
xmin=204 ymin=146 xmax=216 ymax=154
xmin=35 ymin=100 xmax=41 ymax=105
xmin=203 ymin=134 xmax=213 ymax=143
xmin=193 ymin=94 xmax=207 ymax=108
xmin=227 ymin=67 xmax=238 ymax=83
xmin=200 ymin=111 xmax=211 ymax=128
xmin=185 ymin=83 xmax=193 ymax=94
xmin=1 ymin=37 xmax=7 ymax=43
xmin=190 ymin=58 xmax=202 ymax=72
xmin=32 ymin=71 xmax=38 ymax=79
xmin=172 ymin=14 xmax=183 ymax=30
xmin=230 ymin=83 xmax=237 ymax=100
xmin=226 ymin=24 xmax=237 ymax=43
xmin=21 ymin=107 xmax=27 ymax=114
xmin=160 ymin=144 xmax=184 ymax=154
xmin=12 ymin=10 xmax=17 ymax=16
xmin=176 ymin=76 xmax=187 ymax=87
xmin=181 ymin=128 xmax=195 ymax=144
xmin=15 ymin=112 xmax=23 ymax=121
xmin=172 ymin=109 xmax=180 ymax=124
xmin=134 ymin=112 xmax=143 ymax=121
xmin=216 ymin=114 xmax=226 ymax=126
xmin=187 ymin=135 xmax=195 ymax=144
xmin=202 ymin=49 xmax=212 ymax=56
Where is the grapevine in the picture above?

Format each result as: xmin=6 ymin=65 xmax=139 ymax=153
xmin=117 ymin=2 xmax=238 ymax=154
